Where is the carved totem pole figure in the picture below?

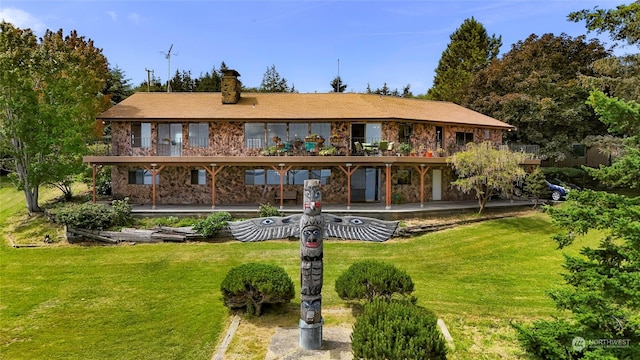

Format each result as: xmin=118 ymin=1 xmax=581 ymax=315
xmin=227 ymin=179 xmax=399 ymax=350
xmin=299 ymin=180 xmax=324 ymax=349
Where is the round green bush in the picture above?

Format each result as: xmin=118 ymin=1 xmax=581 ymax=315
xmin=351 ymin=298 xmax=447 ymax=359
xmin=220 ymin=263 xmax=295 ymax=316
xmin=335 ymin=260 xmax=414 ymax=301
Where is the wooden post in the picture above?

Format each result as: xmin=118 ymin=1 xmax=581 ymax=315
xmin=147 ymin=164 xmax=164 ymax=210
xmin=92 ymin=164 xmax=98 ymax=203
xmin=385 ymin=164 xmax=392 ymax=209
xmin=337 ymin=164 xmax=360 ymax=210
xmin=413 ymin=164 xmax=430 ymax=208
xmin=271 ymin=164 xmax=292 ymax=210
xmin=205 ymin=164 xmax=225 ymax=209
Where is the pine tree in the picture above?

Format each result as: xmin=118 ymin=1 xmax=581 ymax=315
xmin=427 ymin=17 xmax=501 ymax=104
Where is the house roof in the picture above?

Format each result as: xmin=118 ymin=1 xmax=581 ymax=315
xmin=98 ymin=92 xmax=515 ymax=129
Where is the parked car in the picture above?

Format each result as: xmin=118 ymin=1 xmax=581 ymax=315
xmin=513 ymin=179 xmax=571 ymax=201
xmin=546 ymin=180 xmax=570 ymax=201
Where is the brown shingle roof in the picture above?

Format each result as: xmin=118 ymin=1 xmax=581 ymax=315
xmin=98 ymin=92 xmax=514 ymax=129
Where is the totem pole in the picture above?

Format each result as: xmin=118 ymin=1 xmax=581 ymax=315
xmin=299 ymin=179 xmax=324 ymax=349
xmin=227 ymin=180 xmax=399 ymax=351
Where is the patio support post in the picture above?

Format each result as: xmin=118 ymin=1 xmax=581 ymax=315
xmin=91 ymin=164 xmax=102 ymax=203
xmin=147 ymin=164 xmax=164 ymax=210
xmin=338 ymin=163 xmax=360 ymax=210
xmin=271 ymin=164 xmax=292 ymax=210
xmin=205 ymin=164 xmax=225 ymax=209
xmin=385 ymin=164 xmax=392 ymax=210
xmin=413 ymin=164 xmax=430 ymax=208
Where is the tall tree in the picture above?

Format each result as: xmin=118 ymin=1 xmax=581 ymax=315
xmin=465 ymin=33 xmax=610 ymax=161
xmin=330 ymin=76 xmax=347 ymax=92
xmin=426 ymin=17 xmax=501 ymax=104
xmin=515 ymin=5 xmax=640 ymax=358
xmin=568 ymin=2 xmax=640 ymax=47
xmin=103 ymin=66 xmax=133 ymax=105
xmin=259 ymin=64 xmax=290 ymax=92
xmin=449 ymin=141 xmax=527 ymax=214
xmin=0 ymin=22 xmax=109 ymax=213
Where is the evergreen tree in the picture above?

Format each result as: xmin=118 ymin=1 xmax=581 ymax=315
xmin=103 ymin=66 xmax=133 ymax=105
xmin=259 ymin=64 xmax=290 ymax=92
xmin=330 ymin=76 xmax=347 ymax=92
xmin=427 ymin=17 xmax=501 ymax=104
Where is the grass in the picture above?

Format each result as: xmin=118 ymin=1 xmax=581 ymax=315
xmin=0 ymin=184 xmax=601 ymax=359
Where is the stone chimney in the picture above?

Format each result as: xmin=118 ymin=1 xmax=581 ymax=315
xmin=221 ymin=69 xmax=241 ymax=104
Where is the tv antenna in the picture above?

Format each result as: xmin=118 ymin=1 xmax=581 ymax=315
xmin=160 ymin=44 xmax=178 ymax=92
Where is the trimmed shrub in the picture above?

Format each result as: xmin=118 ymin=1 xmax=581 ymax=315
xmin=351 ymin=298 xmax=447 ymax=359
xmin=335 ymin=260 xmax=414 ymax=301
xmin=258 ymin=203 xmax=282 ymax=217
xmin=51 ymin=198 xmax=133 ymax=230
xmin=53 ymin=202 xmax=115 ymax=230
xmin=193 ymin=211 xmax=232 ymax=237
xmin=220 ymin=263 xmax=295 ymax=316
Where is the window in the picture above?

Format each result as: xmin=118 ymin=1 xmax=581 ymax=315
xmin=455 ymin=132 xmax=474 ymax=146
xmin=484 ymin=130 xmax=490 ymax=140
xmin=289 ymin=123 xmax=308 ymax=141
xmin=311 ymin=123 xmax=331 ymax=141
xmin=572 ymin=144 xmax=586 ymax=157
xmin=132 ymin=123 xmax=151 ymax=148
xmin=267 ymin=123 xmax=287 ymax=145
xmin=244 ymin=169 xmax=330 ymax=185
xmin=189 ymin=123 xmax=209 ymax=148
xmin=245 ymin=123 xmax=265 ymax=148
xmin=288 ymin=170 xmax=309 ymax=185
xmin=128 ymin=170 xmax=159 ymax=185
xmin=245 ymin=169 xmax=265 ymax=185
xmin=310 ymin=169 xmax=331 ymax=185
xmin=365 ymin=123 xmax=382 ymax=143
xmin=399 ymin=123 xmax=413 ymax=144
xmin=191 ymin=169 xmax=206 ymax=185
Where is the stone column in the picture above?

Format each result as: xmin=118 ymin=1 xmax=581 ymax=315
xmin=299 ymin=179 xmax=324 ymax=350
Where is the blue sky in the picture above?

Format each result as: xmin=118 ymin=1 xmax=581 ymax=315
xmin=0 ymin=0 xmax=628 ymax=95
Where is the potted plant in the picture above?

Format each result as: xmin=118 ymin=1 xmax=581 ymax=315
xmin=398 ymin=142 xmax=412 ymax=156
xmin=319 ymin=146 xmax=337 ymax=156
xmin=436 ymin=147 xmax=445 ymax=157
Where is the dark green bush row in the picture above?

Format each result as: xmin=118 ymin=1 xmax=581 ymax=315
xmin=352 ymin=298 xmax=447 ymax=359
xmin=335 ymin=260 xmax=415 ymax=301
xmin=192 ymin=211 xmax=232 ymax=237
xmin=220 ymin=263 xmax=294 ymax=316
xmin=52 ymin=198 xmax=132 ymax=230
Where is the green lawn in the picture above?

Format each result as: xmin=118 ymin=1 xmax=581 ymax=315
xmin=0 ymin=185 xmax=599 ymax=359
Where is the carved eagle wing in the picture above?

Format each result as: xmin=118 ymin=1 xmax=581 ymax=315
xmin=323 ymin=214 xmax=398 ymax=242
xmin=227 ymin=215 xmax=300 ymax=242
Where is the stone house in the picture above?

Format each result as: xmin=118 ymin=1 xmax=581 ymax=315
xmin=84 ymin=70 xmax=538 ymax=209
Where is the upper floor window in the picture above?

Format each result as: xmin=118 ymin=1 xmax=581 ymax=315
xmin=132 ymin=123 xmax=151 ymax=148
xmin=245 ymin=123 xmax=332 ymax=148
xmin=189 ymin=123 xmax=209 ymax=148
xmin=128 ymin=169 xmax=158 ymax=185
xmin=399 ymin=123 xmax=413 ymax=144
xmin=456 ymin=132 xmax=474 ymax=146
xmin=245 ymin=123 xmax=265 ymax=148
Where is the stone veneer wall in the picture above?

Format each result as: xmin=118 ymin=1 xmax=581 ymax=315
xmin=112 ymin=164 xmax=469 ymax=205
